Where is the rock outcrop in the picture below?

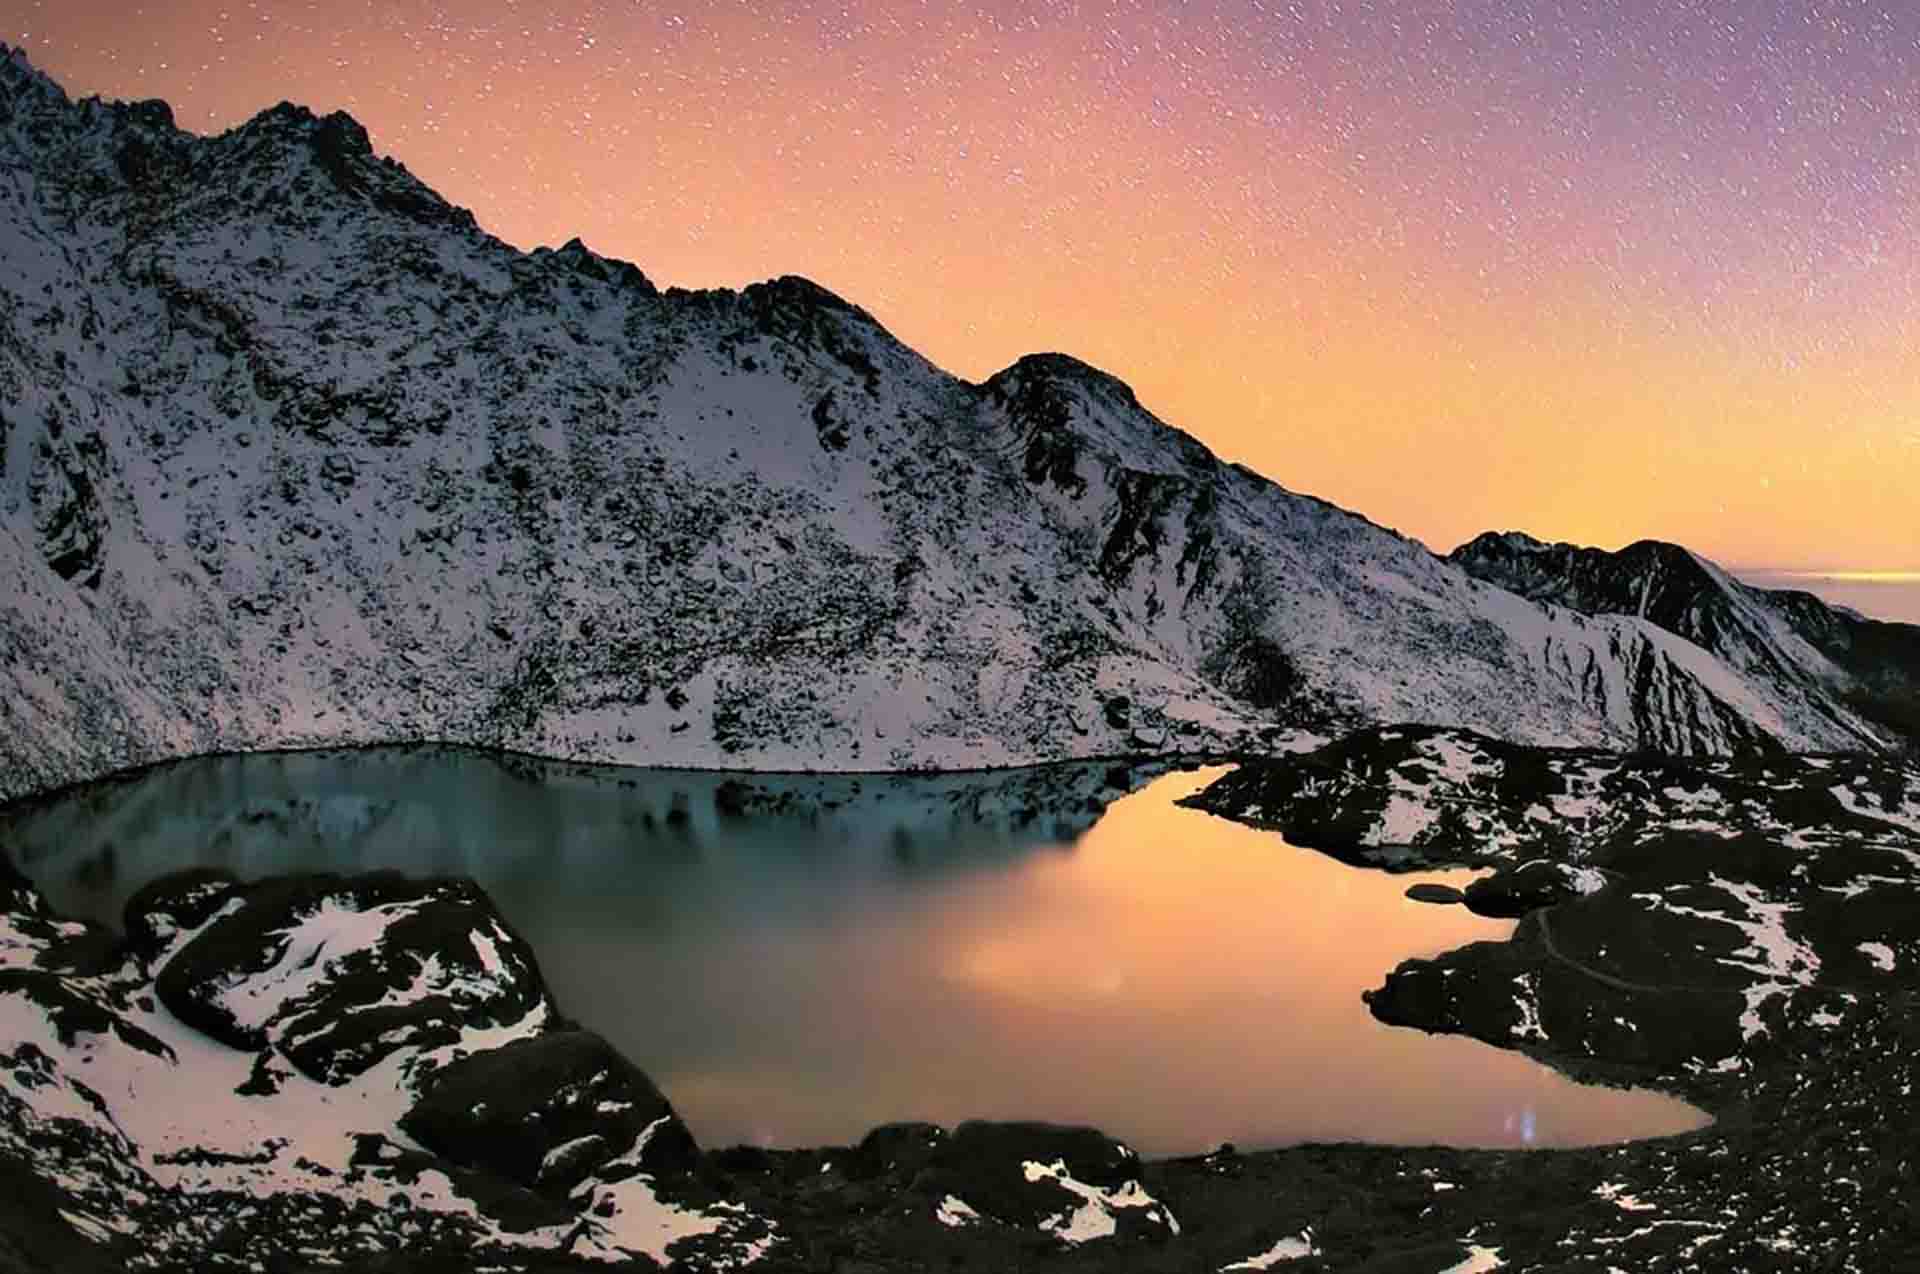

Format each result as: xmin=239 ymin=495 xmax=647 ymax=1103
xmin=1453 ymin=530 xmax=1920 ymax=749
xmin=0 ymin=862 xmax=773 ymax=1270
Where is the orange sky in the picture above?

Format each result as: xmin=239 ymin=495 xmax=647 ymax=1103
xmin=11 ymin=1 xmax=1919 ymax=567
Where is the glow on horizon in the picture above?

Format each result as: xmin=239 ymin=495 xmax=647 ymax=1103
xmin=1748 ymin=571 xmax=1920 ymax=584
xmin=11 ymin=2 xmax=1919 ymax=569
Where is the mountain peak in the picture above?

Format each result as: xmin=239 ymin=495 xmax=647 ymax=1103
xmin=534 ymin=237 xmax=656 ymax=292
xmin=1454 ymin=529 xmax=1556 ymax=557
xmin=0 ymin=43 xmax=63 ymax=102
xmin=987 ymin=352 xmax=1142 ymax=409
xmin=0 ymin=53 xmax=1908 ymax=804
xmin=212 ymin=96 xmax=479 ymax=232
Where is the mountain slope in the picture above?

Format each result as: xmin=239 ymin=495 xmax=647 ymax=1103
xmin=0 ymin=50 xmax=1899 ymax=800
xmin=1451 ymin=532 xmax=1919 ymax=750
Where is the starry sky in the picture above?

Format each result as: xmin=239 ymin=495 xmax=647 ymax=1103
xmin=10 ymin=1 xmax=1919 ymax=569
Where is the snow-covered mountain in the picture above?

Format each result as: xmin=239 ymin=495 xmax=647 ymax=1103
xmin=0 ymin=48 xmax=1901 ymax=801
xmin=1451 ymin=532 xmax=1920 ymax=751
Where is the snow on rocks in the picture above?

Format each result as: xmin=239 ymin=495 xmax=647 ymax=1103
xmin=399 ymin=1029 xmax=698 ymax=1198
xmin=1642 ymin=875 xmax=1821 ymax=1041
xmin=1021 ymin=1157 xmax=1178 ymax=1243
xmin=1308 ymin=725 xmax=1920 ymax=1093
xmin=1187 ymin=725 xmax=1920 ymax=875
xmin=1593 ymin=1181 xmax=1658 ymax=1212
xmin=151 ymin=873 xmax=552 ymax=1086
xmin=1220 ymin=1230 xmax=1317 ymax=1269
xmin=1464 ymin=859 xmax=1613 ymax=919
xmin=1858 ymin=942 xmax=1896 ymax=972
xmin=934 ymin=1194 xmax=982 ymax=1227
xmin=0 ymin=864 xmax=775 ymax=1271
xmin=910 ymin=1121 xmax=1179 ymax=1246
xmin=0 ymin=50 xmax=1905 ymax=808
xmin=1438 ymin=1243 xmax=1506 ymax=1273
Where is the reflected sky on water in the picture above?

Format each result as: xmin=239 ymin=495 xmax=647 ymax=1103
xmin=5 ymin=752 xmax=1708 ymax=1154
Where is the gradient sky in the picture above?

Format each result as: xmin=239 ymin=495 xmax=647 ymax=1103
xmin=9 ymin=1 xmax=1918 ymax=568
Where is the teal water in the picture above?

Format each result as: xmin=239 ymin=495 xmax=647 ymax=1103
xmin=1 ymin=749 xmax=1708 ymax=1155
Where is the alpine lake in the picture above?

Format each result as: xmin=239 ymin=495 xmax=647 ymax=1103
xmin=1 ymin=747 xmax=1708 ymax=1156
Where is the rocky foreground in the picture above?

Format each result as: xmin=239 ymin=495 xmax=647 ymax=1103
xmin=4 ymin=734 xmax=1919 ymax=1272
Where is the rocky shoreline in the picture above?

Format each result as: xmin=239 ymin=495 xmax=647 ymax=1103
xmin=4 ymin=731 xmax=1918 ymax=1271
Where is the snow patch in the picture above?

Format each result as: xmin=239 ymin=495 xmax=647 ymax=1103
xmin=1021 ymin=1158 xmax=1177 ymax=1243
xmin=1221 ymin=1230 xmax=1317 ymax=1269
xmin=1438 ymin=1244 xmax=1506 ymax=1273
xmin=935 ymin=1195 xmax=981 ymax=1228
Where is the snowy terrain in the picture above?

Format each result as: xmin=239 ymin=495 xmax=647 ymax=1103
xmin=0 ymin=865 xmax=777 ymax=1270
xmin=1187 ymin=724 xmax=1920 ymax=870
xmin=0 ymin=47 xmax=1905 ymax=803
xmin=1452 ymin=532 xmax=1920 ymax=751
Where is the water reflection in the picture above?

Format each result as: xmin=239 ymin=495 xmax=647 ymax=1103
xmin=3 ymin=754 xmax=1707 ymax=1155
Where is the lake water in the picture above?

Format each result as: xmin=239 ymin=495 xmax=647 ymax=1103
xmin=1 ymin=749 xmax=1708 ymax=1155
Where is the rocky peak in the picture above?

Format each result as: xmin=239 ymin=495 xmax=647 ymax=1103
xmin=984 ymin=352 xmax=1143 ymax=414
xmin=0 ymin=44 xmax=66 ymax=108
xmin=1452 ymin=529 xmax=1917 ymax=750
xmin=1454 ymin=529 xmax=1554 ymax=558
xmin=539 ymin=236 xmax=656 ymax=292
xmin=1450 ymin=532 xmax=1718 ymax=613
xmin=215 ymin=98 xmax=478 ymax=232
xmin=0 ymin=53 xmax=1908 ymax=803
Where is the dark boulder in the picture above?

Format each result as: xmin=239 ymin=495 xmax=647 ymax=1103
xmin=123 ymin=868 xmax=242 ymax=958
xmin=843 ymin=1121 xmax=948 ymax=1181
xmin=1365 ymin=906 xmax=1747 ymax=1072
xmin=0 ymin=853 xmax=46 ymax=916
xmin=1464 ymin=860 xmax=1605 ymax=919
xmin=920 ymin=1122 xmax=1177 ymax=1241
xmin=401 ymin=1029 xmax=696 ymax=1199
xmin=31 ymin=450 xmax=107 ymax=589
xmin=1404 ymin=883 xmax=1464 ymax=905
xmin=155 ymin=873 xmax=549 ymax=1084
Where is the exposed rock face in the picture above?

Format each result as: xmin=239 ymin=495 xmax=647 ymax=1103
xmin=1184 ymin=723 xmax=1920 ymax=871
xmin=918 ymin=1122 xmax=1180 ymax=1245
xmin=0 ymin=48 xmax=1905 ymax=803
xmin=1365 ymin=822 xmax=1920 ymax=1081
xmin=1187 ymin=727 xmax=1920 ymax=1093
xmin=1452 ymin=530 xmax=1920 ymax=749
xmin=1462 ymin=859 xmax=1609 ymax=918
xmin=152 ymin=873 xmax=551 ymax=1085
xmin=29 ymin=434 xmax=108 ymax=588
xmin=0 ymin=863 xmax=773 ymax=1270
xmin=401 ymin=1030 xmax=698 ymax=1199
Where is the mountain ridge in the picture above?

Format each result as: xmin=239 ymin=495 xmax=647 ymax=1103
xmin=1451 ymin=530 xmax=1920 ymax=752
xmin=0 ymin=47 xmax=1907 ymax=801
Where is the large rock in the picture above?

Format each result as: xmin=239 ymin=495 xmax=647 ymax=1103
xmin=154 ymin=873 xmax=550 ymax=1084
xmin=1188 ymin=725 xmax=1920 ymax=872
xmin=123 ymin=868 xmax=242 ymax=958
xmin=921 ymin=1121 xmax=1179 ymax=1244
xmin=1366 ymin=827 xmax=1920 ymax=1082
xmin=1462 ymin=859 xmax=1608 ymax=918
xmin=844 ymin=1121 xmax=948 ymax=1182
xmin=400 ymin=1029 xmax=697 ymax=1199
xmin=0 ymin=855 xmax=44 ymax=917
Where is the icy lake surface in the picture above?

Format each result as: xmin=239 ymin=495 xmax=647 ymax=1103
xmin=3 ymin=749 xmax=1709 ymax=1155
